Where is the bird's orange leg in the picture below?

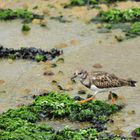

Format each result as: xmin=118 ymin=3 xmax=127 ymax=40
xmin=78 ymin=96 xmax=96 ymax=104
xmin=110 ymin=92 xmax=116 ymax=104
xmin=111 ymin=97 xmax=116 ymax=104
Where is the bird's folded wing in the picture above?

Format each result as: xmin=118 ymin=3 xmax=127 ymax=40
xmin=91 ymin=72 xmax=125 ymax=88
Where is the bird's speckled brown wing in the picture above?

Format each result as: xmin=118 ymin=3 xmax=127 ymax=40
xmin=90 ymin=71 xmax=128 ymax=88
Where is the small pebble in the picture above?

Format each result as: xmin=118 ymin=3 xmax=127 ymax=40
xmin=55 ymin=43 xmax=68 ymax=49
xmin=70 ymin=39 xmax=78 ymax=46
xmin=87 ymin=94 xmax=93 ymax=98
xmin=64 ymin=84 xmax=73 ymax=91
xmin=43 ymin=71 xmax=54 ymax=76
xmin=8 ymin=59 xmax=13 ymax=64
xmin=78 ymin=90 xmax=86 ymax=94
xmin=73 ymin=96 xmax=84 ymax=101
xmin=93 ymin=63 xmax=103 ymax=69
xmin=127 ymin=110 xmax=135 ymax=115
xmin=0 ymin=80 xmax=5 ymax=85
xmin=56 ymin=58 xmax=64 ymax=64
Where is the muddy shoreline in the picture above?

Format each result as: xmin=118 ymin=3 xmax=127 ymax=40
xmin=0 ymin=0 xmax=140 ymax=137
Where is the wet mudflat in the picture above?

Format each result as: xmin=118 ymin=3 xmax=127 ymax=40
xmin=0 ymin=0 xmax=140 ymax=138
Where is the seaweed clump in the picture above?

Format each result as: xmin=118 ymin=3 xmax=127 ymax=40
xmin=0 ymin=92 xmax=129 ymax=139
xmin=22 ymin=24 xmax=31 ymax=32
xmin=0 ymin=8 xmax=44 ymax=23
xmin=94 ymin=8 xmax=140 ymax=23
xmin=131 ymin=127 xmax=140 ymax=139
xmin=92 ymin=8 xmax=140 ymax=40
xmin=0 ymin=45 xmax=62 ymax=62
xmin=65 ymin=0 xmax=126 ymax=7
xmin=125 ymin=22 xmax=140 ymax=38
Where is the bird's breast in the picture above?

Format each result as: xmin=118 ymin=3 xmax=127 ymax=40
xmin=90 ymin=85 xmax=110 ymax=93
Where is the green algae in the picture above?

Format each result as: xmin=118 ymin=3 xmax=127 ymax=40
xmin=132 ymin=127 xmax=140 ymax=138
xmin=0 ymin=8 xmax=43 ymax=21
xmin=0 ymin=92 xmax=129 ymax=139
xmin=35 ymin=54 xmax=45 ymax=62
xmin=0 ymin=8 xmax=44 ymax=23
xmin=95 ymin=8 xmax=140 ymax=23
xmin=125 ymin=22 xmax=140 ymax=38
xmin=65 ymin=0 xmax=126 ymax=7
xmin=22 ymin=24 xmax=31 ymax=32
xmin=92 ymin=8 xmax=140 ymax=40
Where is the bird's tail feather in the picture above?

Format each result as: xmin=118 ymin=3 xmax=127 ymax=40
xmin=127 ymin=80 xmax=137 ymax=87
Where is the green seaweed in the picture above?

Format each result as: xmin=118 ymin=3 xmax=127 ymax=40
xmin=22 ymin=24 xmax=31 ymax=32
xmin=65 ymin=0 xmax=126 ymax=7
xmin=0 ymin=8 xmax=44 ymax=23
xmin=52 ymin=127 xmax=98 ymax=140
xmin=135 ymin=127 xmax=140 ymax=136
xmin=0 ymin=92 xmax=127 ymax=139
xmin=125 ymin=22 xmax=140 ymax=38
xmin=95 ymin=8 xmax=140 ymax=23
xmin=35 ymin=54 xmax=45 ymax=62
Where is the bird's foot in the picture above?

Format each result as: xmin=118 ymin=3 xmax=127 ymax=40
xmin=108 ymin=92 xmax=118 ymax=104
xmin=78 ymin=96 xmax=95 ymax=104
xmin=111 ymin=97 xmax=116 ymax=104
xmin=118 ymin=95 xmax=126 ymax=105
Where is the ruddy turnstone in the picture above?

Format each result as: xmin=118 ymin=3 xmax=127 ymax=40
xmin=71 ymin=70 xmax=137 ymax=104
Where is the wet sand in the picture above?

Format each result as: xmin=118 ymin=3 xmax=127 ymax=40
xmin=0 ymin=0 xmax=140 ymax=137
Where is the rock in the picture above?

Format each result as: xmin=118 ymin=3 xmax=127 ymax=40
xmin=32 ymin=19 xmax=41 ymax=24
xmin=57 ymin=71 xmax=64 ymax=76
xmin=43 ymin=70 xmax=54 ymax=76
xmin=52 ymin=85 xmax=62 ymax=92
xmin=93 ymin=63 xmax=103 ymax=69
xmin=127 ymin=110 xmax=135 ymax=115
xmin=33 ymin=5 xmax=38 ymax=10
xmin=64 ymin=84 xmax=73 ymax=91
xmin=51 ymin=80 xmax=58 ymax=85
xmin=73 ymin=96 xmax=84 ymax=101
xmin=0 ymin=80 xmax=5 ymax=85
xmin=42 ymin=9 xmax=50 ymax=16
xmin=96 ymin=23 xmax=103 ymax=29
xmin=70 ymin=39 xmax=78 ymax=46
xmin=8 ymin=59 xmax=13 ymax=64
xmin=87 ymin=94 xmax=93 ymax=98
xmin=0 ymin=46 xmax=62 ymax=62
xmin=115 ymin=35 xmax=124 ymax=42
xmin=78 ymin=90 xmax=86 ymax=94
xmin=56 ymin=58 xmax=64 ymax=64
xmin=40 ymin=19 xmax=48 ymax=27
xmin=55 ymin=43 xmax=68 ymax=49
xmin=51 ymin=63 xmax=57 ymax=68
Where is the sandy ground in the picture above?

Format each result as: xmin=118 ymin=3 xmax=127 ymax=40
xmin=0 ymin=0 xmax=140 ymax=137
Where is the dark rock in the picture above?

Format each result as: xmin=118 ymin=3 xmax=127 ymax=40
xmin=0 ymin=45 xmax=62 ymax=62
xmin=78 ymin=90 xmax=86 ymax=94
xmin=87 ymin=94 xmax=93 ymax=98
xmin=73 ymin=96 xmax=84 ymax=101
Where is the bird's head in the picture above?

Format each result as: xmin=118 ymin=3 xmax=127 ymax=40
xmin=71 ymin=70 xmax=88 ymax=82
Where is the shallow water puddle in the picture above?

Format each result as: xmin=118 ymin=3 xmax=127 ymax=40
xmin=38 ymin=118 xmax=90 ymax=131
